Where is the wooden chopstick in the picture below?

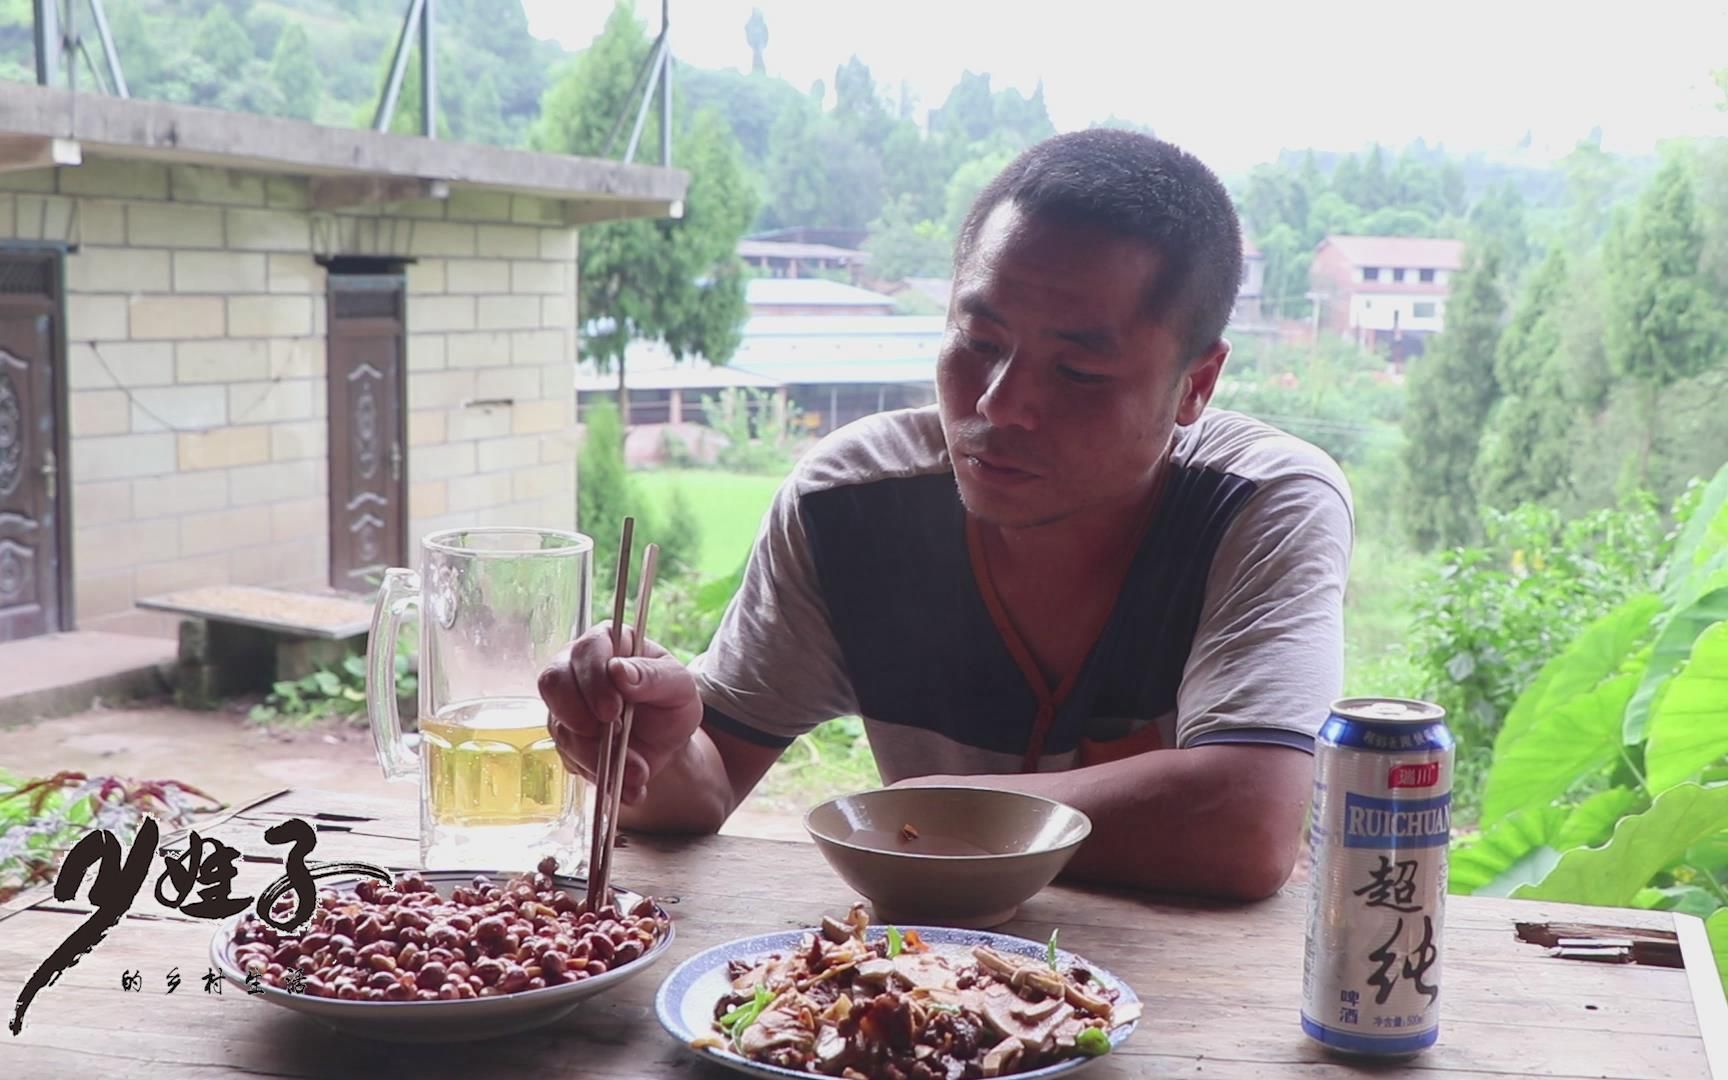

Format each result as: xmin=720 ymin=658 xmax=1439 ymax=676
xmin=587 ymin=517 xmax=634 ymax=910
xmin=592 ymin=543 xmax=660 ymax=907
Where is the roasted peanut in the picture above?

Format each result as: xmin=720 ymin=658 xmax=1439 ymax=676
xmin=228 ymin=865 xmax=669 ymax=1003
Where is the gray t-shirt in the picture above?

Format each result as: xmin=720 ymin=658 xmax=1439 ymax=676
xmin=689 ymin=405 xmax=1354 ymax=783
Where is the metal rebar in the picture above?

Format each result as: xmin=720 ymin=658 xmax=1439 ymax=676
xmin=85 ymin=0 xmax=127 ymax=97
xmin=372 ymin=0 xmax=427 ymax=133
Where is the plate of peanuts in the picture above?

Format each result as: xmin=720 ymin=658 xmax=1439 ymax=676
xmin=208 ymin=857 xmax=675 ymax=1043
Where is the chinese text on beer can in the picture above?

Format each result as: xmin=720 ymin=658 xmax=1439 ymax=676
xmin=1301 ymin=696 xmax=1454 ymax=1057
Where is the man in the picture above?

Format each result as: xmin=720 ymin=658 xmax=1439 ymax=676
xmin=541 ymin=130 xmax=1353 ymax=901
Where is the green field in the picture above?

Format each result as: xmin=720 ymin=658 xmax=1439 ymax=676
xmin=632 ymin=469 xmax=786 ymax=579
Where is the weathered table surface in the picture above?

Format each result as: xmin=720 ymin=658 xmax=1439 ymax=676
xmin=2 ymin=787 xmax=1724 ymax=1079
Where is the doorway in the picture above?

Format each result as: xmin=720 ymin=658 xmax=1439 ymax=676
xmin=0 ymin=249 xmax=68 ymax=641
xmin=325 ymin=267 xmax=408 ymax=593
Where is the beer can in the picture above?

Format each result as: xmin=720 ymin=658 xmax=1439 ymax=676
xmin=1300 ymin=696 xmax=1454 ymax=1057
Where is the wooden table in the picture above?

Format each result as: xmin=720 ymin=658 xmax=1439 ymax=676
xmin=3 ymin=787 xmax=1724 ymax=1079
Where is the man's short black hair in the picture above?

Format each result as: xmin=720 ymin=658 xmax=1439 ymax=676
xmin=954 ymin=129 xmax=1244 ymax=364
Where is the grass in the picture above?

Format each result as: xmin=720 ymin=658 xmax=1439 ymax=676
xmin=632 ymin=469 xmax=786 ymax=579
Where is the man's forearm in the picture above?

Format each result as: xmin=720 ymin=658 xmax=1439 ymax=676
xmin=915 ymin=745 xmax=1312 ymax=900
xmin=616 ymin=729 xmax=735 ymax=834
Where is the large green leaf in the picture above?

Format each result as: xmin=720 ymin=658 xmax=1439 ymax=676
xmin=1498 ymin=595 xmax=1661 ymax=750
xmin=1515 ymin=783 xmax=1728 ymax=906
xmin=1708 ymin=910 xmax=1728 ymax=1004
xmin=1662 ymin=464 xmax=1728 ymax=602
xmin=1631 ymin=885 xmax=1721 ymax=917
xmin=1687 ymin=831 xmax=1728 ymax=873
xmin=1623 ymin=587 xmax=1728 ymax=744
xmin=1449 ymin=805 xmax=1570 ymax=895
xmin=1556 ymin=786 xmax=1644 ymax=849
xmin=1482 ymin=673 xmax=1639 ymax=825
xmin=1644 ymin=622 xmax=1728 ymax=792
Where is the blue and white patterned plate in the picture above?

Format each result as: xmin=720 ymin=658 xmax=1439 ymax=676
xmin=654 ymin=924 xmax=1142 ymax=1078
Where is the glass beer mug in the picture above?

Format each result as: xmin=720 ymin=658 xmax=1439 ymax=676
xmin=366 ymin=527 xmax=593 ymax=871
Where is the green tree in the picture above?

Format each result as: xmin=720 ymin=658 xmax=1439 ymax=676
xmin=533 ymin=3 xmax=655 ymax=157
xmin=833 ymin=55 xmax=882 ymax=121
xmin=576 ymin=400 xmax=647 ymax=584
xmin=538 ymin=4 xmax=756 ymax=425
xmin=1360 ymin=206 xmax=1439 ymax=237
xmin=1603 ymin=156 xmax=1726 ymax=486
xmin=1561 ymin=140 xmax=1632 ymax=249
xmin=553 ymin=98 xmax=753 ymax=424
xmin=864 ymin=196 xmax=952 ymax=281
xmin=676 ymin=66 xmax=807 ymax=171
xmin=745 ymin=8 xmax=769 ymax=75
xmin=661 ymin=483 xmax=704 ymax=576
xmin=357 ymin=41 xmax=454 ymax=138
xmin=1402 ymin=247 xmax=1507 ymax=549
xmin=1467 ymin=180 xmax=1533 ymax=278
xmin=195 ymin=5 xmax=255 ymax=75
xmin=269 ymin=23 xmax=321 ymax=121
xmin=762 ymin=106 xmax=884 ymax=230
xmin=944 ymin=148 xmax=1016 ymax=239
xmin=1475 ymin=247 xmax=1578 ymax=510
xmin=245 ymin=6 xmax=288 ymax=58
xmin=1254 ymin=223 xmax=1313 ymax=319
xmin=460 ymin=73 xmax=509 ymax=145
xmin=880 ymin=121 xmax=955 ymax=224
xmin=929 ymin=71 xmax=996 ymax=143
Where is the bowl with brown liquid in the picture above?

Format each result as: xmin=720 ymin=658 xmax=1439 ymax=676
xmin=803 ymin=786 xmax=1092 ymax=930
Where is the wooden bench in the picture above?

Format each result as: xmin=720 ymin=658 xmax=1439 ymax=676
xmin=136 ymin=585 xmax=377 ymax=709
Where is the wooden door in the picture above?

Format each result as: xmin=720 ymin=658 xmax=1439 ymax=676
xmin=326 ymin=273 xmax=407 ymax=593
xmin=0 ymin=252 xmax=66 ymax=640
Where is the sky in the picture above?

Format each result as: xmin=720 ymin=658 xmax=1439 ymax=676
xmin=520 ymin=0 xmax=1728 ymax=177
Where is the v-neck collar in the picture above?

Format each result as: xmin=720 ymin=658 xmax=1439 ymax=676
xmin=963 ymin=463 xmax=1172 ymax=773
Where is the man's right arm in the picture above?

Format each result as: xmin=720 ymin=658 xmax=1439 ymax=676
xmin=614 ymin=724 xmax=785 ymax=834
xmin=544 ymin=466 xmax=858 ymax=833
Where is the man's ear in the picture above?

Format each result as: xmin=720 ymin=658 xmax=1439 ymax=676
xmin=1175 ymin=339 xmax=1230 ymax=425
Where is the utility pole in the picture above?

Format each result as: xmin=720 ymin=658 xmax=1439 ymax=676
xmin=659 ymin=0 xmax=672 ymax=168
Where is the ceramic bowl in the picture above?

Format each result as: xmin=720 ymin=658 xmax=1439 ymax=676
xmin=208 ymin=868 xmax=674 ymax=1043
xmin=804 ymin=785 xmax=1092 ymax=929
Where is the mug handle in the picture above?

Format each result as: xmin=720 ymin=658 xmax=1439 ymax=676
xmin=367 ymin=567 xmax=420 ymax=782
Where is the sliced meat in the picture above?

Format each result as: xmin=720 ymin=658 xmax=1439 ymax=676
xmin=738 ymin=1000 xmax=816 ymax=1060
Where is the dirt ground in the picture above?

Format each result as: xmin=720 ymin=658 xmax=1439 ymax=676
xmin=0 ymin=697 xmax=808 ymax=841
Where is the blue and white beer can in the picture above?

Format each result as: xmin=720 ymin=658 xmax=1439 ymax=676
xmin=1301 ymin=696 xmax=1454 ymax=1057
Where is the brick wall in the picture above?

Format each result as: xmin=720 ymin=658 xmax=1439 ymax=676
xmin=0 ymin=158 xmax=579 ymax=635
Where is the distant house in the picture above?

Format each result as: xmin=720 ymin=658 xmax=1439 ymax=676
xmin=746 ymin=277 xmax=898 ymax=318
xmin=896 ymin=277 xmax=953 ymax=312
xmin=737 ymin=239 xmax=865 ymax=279
xmin=1310 ymin=235 xmax=1465 ymax=361
xmin=577 ymin=314 xmax=942 ymax=454
xmin=747 ymin=225 xmax=870 ymax=251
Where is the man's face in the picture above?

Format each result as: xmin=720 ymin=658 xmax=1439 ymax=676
xmin=937 ymin=201 xmax=1227 ymax=529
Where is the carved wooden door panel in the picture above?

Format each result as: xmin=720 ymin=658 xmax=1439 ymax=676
xmin=326 ymin=274 xmax=407 ymax=593
xmin=0 ymin=253 xmax=64 ymax=641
